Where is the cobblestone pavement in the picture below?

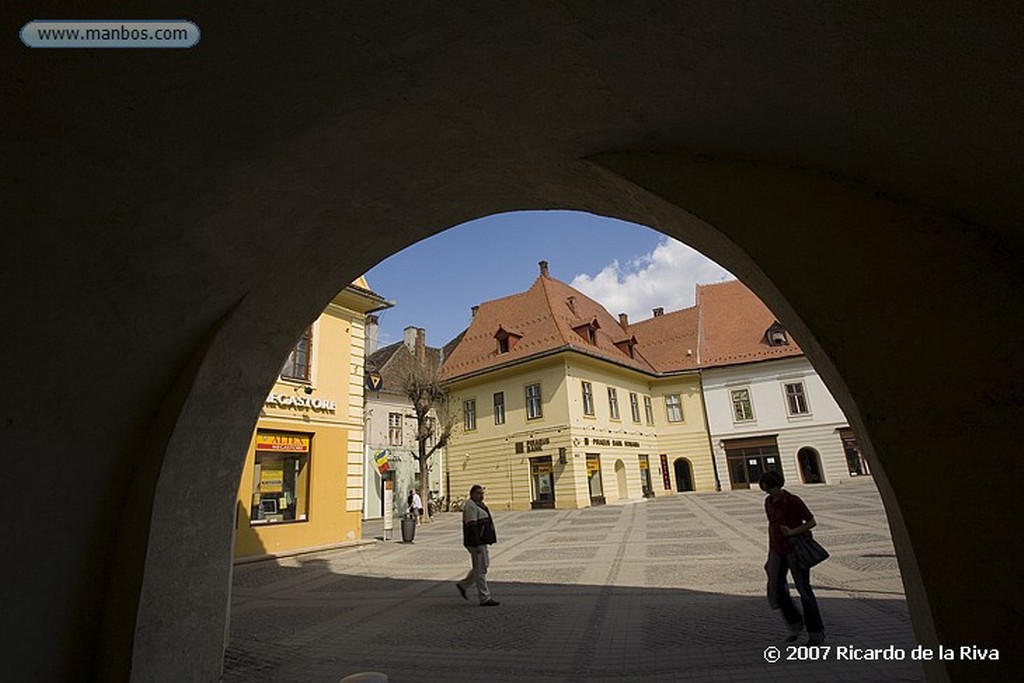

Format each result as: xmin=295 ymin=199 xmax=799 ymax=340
xmin=225 ymin=480 xmax=924 ymax=682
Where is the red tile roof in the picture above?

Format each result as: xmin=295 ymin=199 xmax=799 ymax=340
xmin=440 ymin=270 xmax=802 ymax=381
xmin=696 ymin=280 xmax=803 ymax=367
xmin=627 ymin=306 xmax=700 ymax=373
xmin=440 ymin=274 xmax=657 ymax=381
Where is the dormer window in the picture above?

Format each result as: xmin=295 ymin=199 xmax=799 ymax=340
xmin=494 ymin=325 xmax=521 ymax=354
xmin=766 ymin=321 xmax=789 ymax=347
xmin=572 ymin=317 xmax=601 ymax=346
xmin=614 ymin=335 xmax=638 ymax=358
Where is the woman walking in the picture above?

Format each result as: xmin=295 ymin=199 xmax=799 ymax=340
xmin=760 ymin=470 xmax=826 ymax=644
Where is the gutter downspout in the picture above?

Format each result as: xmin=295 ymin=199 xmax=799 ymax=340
xmin=697 ymin=373 xmax=721 ymax=492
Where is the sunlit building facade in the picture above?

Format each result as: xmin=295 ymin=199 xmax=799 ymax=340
xmin=233 ymin=278 xmax=390 ymax=559
xmin=441 ymin=263 xmax=864 ymax=511
xmin=441 ymin=262 xmax=716 ymax=511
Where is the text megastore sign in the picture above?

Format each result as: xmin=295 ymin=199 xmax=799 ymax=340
xmin=265 ymin=392 xmax=338 ymax=413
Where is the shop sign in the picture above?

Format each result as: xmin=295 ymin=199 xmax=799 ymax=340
xmin=256 ymin=433 xmax=310 ymax=452
xmin=265 ymin=392 xmax=337 ymax=413
xmin=259 ymin=465 xmax=284 ymax=493
xmin=514 ymin=437 xmax=550 ymax=453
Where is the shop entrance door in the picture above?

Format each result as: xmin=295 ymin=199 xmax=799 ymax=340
xmin=798 ymin=447 xmax=825 ymax=484
xmin=529 ymin=456 xmax=555 ymax=509
xmin=586 ymin=454 xmax=606 ymax=505
xmin=723 ymin=437 xmax=781 ymax=490
xmin=673 ymin=458 xmax=694 ymax=492
xmin=638 ymin=455 xmax=654 ymax=497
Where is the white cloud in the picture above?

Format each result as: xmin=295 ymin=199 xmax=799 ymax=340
xmin=571 ymin=238 xmax=734 ymax=322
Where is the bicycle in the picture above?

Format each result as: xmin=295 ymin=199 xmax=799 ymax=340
xmin=449 ymin=495 xmax=466 ymax=512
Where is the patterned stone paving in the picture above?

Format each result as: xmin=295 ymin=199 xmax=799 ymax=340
xmin=224 ymin=480 xmax=936 ymax=682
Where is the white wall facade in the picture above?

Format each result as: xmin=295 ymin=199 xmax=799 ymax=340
xmin=702 ymin=356 xmax=857 ymax=488
xmin=363 ymin=394 xmax=445 ymax=519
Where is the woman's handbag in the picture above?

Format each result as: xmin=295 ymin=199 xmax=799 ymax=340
xmin=789 ymin=532 xmax=829 ymax=569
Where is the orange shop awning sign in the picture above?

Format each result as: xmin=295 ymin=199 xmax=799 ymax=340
xmin=256 ymin=433 xmax=310 ymax=452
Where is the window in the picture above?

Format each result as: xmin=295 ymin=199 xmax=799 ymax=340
xmin=582 ymin=381 xmax=594 ymax=416
xmin=281 ymin=326 xmax=312 ymax=381
xmin=731 ymin=388 xmax=755 ymax=422
xmin=588 ymin=327 xmax=598 ymax=345
xmin=463 ymin=399 xmax=477 ymax=431
xmin=630 ymin=392 xmax=641 ymax=422
xmin=784 ymin=382 xmax=809 ymax=415
xmin=526 ymin=383 xmax=542 ymax=419
xmin=608 ymin=387 xmax=620 ymax=420
xmin=643 ymin=396 xmax=654 ymax=425
xmin=493 ymin=391 xmax=505 ymax=425
xmin=494 ymin=327 xmax=521 ymax=354
xmin=766 ymin=321 xmax=789 ymax=346
xmin=388 ymin=412 xmax=403 ymax=445
xmin=665 ymin=394 xmax=683 ymax=422
xmin=250 ymin=431 xmax=310 ymax=525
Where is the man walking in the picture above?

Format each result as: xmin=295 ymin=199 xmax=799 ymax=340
xmin=456 ymin=484 xmax=499 ymax=606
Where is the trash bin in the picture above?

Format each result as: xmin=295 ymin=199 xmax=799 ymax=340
xmin=400 ymin=516 xmax=416 ymax=543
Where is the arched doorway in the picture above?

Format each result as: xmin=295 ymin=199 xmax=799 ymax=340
xmin=11 ymin=9 xmax=1019 ymax=677
xmin=797 ymin=447 xmax=825 ymax=484
xmin=614 ymin=459 xmax=628 ymax=500
xmin=673 ymin=458 xmax=694 ymax=492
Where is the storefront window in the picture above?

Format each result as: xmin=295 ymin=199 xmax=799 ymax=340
xmin=529 ymin=456 xmax=555 ymax=509
xmin=587 ymin=454 xmax=605 ymax=505
xmin=250 ymin=431 xmax=310 ymax=525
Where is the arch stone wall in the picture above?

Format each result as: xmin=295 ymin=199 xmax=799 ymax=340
xmin=3 ymin=4 xmax=1022 ymax=681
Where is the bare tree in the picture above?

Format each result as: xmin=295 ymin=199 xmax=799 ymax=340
xmin=401 ymin=356 xmax=454 ymax=522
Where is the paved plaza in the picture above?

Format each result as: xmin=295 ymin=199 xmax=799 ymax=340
xmin=225 ymin=480 xmax=924 ymax=682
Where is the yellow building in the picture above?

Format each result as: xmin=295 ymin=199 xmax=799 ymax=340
xmin=441 ymin=262 xmax=717 ymax=511
xmin=234 ymin=278 xmax=391 ymax=559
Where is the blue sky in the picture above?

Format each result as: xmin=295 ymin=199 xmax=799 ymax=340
xmin=365 ymin=211 xmax=734 ymax=349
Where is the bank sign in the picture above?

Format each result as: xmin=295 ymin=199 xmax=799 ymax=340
xmin=265 ymin=392 xmax=338 ymax=413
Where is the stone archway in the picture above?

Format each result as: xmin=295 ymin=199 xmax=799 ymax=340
xmin=614 ymin=459 xmax=628 ymax=500
xmin=797 ymin=447 xmax=826 ymax=484
xmin=673 ymin=458 xmax=695 ymax=492
xmin=6 ymin=6 xmax=1023 ymax=682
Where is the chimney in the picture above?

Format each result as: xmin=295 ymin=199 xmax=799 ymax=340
xmin=416 ymin=328 xmax=426 ymax=363
xmin=471 ymin=305 xmax=480 ymax=317
xmin=566 ymin=295 xmax=576 ymax=314
xmin=539 ymin=260 xmax=549 ymax=277
xmin=403 ymin=326 xmax=417 ymax=352
xmin=653 ymin=307 xmax=664 ymax=317
xmin=618 ymin=313 xmax=629 ymax=329
xmin=365 ymin=314 xmax=380 ymax=354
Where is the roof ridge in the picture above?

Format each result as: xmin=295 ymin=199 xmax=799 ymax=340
xmin=535 ymin=275 xmax=572 ymax=347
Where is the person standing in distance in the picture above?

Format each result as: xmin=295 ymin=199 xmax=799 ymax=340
xmin=760 ymin=469 xmax=825 ymax=645
xmin=410 ymin=490 xmax=423 ymax=523
xmin=456 ymin=484 xmax=499 ymax=606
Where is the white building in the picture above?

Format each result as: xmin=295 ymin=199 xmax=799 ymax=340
xmin=695 ymin=281 xmax=869 ymax=489
xmin=363 ymin=324 xmax=448 ymax=518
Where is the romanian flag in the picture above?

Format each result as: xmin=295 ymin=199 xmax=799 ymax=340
xmin=373 ymin=450 xmax=390 ymax=474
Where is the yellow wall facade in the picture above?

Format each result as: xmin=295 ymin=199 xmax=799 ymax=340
xmin=447 ymin=357 xmax=570 ymax=511
xmin=445 ymin=352 xmax=718 ymax=510
xmin=649 ymin=375 xmax=718 ymax=493
xmin=234 ymin=292 xmax=372 ymax=559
